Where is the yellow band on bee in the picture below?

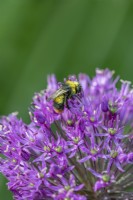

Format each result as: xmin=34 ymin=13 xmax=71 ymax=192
xmin=65 ymin=80 xmax=78 ymax=95
xmin=54 ymin=95 xmax=65 ymax=104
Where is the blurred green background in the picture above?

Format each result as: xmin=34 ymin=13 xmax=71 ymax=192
xmin=0 ymin=0 xmax=133 ymax=199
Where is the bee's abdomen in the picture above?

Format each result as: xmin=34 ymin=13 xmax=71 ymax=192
xmin=53 ymin=95 xmax=65 ymax=113
xmin=54 ymin=95 xmax=65 ymax=104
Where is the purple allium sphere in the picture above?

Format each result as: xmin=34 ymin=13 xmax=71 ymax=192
xmin=0 ymin=69 xmax=133 ymax=200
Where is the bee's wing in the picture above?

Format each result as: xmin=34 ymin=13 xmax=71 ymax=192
xmin=48 ymin=88 xmax=68 ymax=100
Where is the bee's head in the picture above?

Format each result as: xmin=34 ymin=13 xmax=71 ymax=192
xmin=76 ymin=83 xmax=82 ymax=93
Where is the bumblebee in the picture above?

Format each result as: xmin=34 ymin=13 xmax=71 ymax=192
xmin=49 ymin=80 xmax=82 ymax=113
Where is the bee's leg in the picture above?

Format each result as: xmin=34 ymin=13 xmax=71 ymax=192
xmin=64 ymin=96 xmax=70 ymax=109
xmin=75 ymin=94 xmax=81 ymax=103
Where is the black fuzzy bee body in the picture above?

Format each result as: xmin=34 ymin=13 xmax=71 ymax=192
xmin=49 ymin=80 xmax=81 ymax=113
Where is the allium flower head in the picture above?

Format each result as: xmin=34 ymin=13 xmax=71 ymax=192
xmin=0 ymin=69 xmax=133 ymax=200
